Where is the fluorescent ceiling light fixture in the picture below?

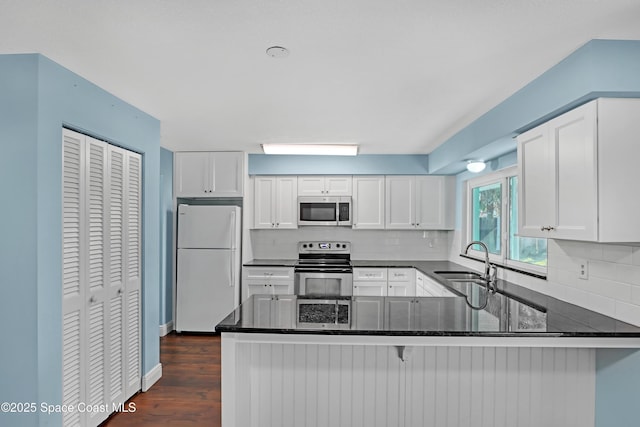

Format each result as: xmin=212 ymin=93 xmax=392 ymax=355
xmin=261 ymin=143 xmax=359 ymax=156
xmin=466 ymin=160 xmax=486 ymax=173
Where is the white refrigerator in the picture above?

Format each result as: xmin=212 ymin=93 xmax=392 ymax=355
xmin=176 ymin=204 xmax=241 ymax=332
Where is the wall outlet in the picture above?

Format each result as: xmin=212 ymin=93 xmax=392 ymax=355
xmin=578 ymin=259 xmax=589 ymax=280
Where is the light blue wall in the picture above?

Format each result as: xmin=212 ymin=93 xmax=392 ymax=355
xmin=0 ymin=54 xmax=160 ymax=427
xmin=249 ymin=153 xmax=429 ymax=175
xmin=596 ymin=349 xmax=640 ymax=427
xmin=0 ymin=54 xmax=40 ymax=427
xmin=431 ymin=39 xmax=640 ymax=174
xmin=160 ymin=148 xmax=174 ymax=326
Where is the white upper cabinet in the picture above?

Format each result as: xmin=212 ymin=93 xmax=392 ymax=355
xmin=517 ymin=98 xmax=640 ymax=242
xmin=297 ymin=175 xmax=352 ymax=196
xmin=385 ymin=176 xmax=455 ymax=230
xmin=352 ymin=176 xmax=385 ymax=229
xmin=174 ymin=151 xmax=244 ymax=197
xmin=253 ymin=176 xmax=298 ymax=229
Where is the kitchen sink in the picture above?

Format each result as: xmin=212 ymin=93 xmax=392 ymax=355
xmin=434 ymin=270 xmax=547 ymax=332
xmin=434 ymin=270 xmax=484 ymax=281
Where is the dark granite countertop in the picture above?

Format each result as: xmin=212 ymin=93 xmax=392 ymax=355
xmin=223 ymin=260 xmax=640 ymax=337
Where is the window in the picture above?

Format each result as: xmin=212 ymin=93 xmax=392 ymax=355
xmin=465 ymin=167 xmax=547 ymax=273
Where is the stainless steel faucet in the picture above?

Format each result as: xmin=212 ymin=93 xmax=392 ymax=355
xmin=464 ymin=241 xmax=497 ymax=293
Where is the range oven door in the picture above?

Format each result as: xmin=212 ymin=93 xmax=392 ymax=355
xmin=295 ymin=270 xmax=353 ymax=296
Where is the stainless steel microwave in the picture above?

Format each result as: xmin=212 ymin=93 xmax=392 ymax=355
xmin=298 ymin=196 xmax=352 ymax=226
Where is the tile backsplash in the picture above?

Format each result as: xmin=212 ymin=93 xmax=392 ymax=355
xmin=250 ymin=229 xmax=452 ymax=260
xmin=545 ymin=240 xmax=640 ymax=326
xmin=450 ymin=231 xmax=640 ymax=326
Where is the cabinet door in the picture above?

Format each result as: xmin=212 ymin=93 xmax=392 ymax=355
xmin=387 ymin=282 xmax=414 ymax=297
xmin=174 ymin=152 xmax=210 ymax=197
xmin=415 ymin=176 xmax=454 ymax=230
xmin=352 ymin=297 xmax=384 ymax=330
xmin=551 ymin=102 xmax=597 ymax=240
xmin=297 ymin=176 xmax=326 ymax=195
xmin=388 ymin=268 xmax=416 ymax=296
xmin=275 ymin=177 xmax=298 ymax=228
xmin=385 ymin=176 xmax=415 ymax=229
xmin=211 ymin=152 xmax=244 ymax=197
xmin=518 ymin=125 xmax=554 ymax=238
xmin=254 ymin=177 xmax=276 ymax=228
xmin=352 ymin=176 xmax=385 ymax=229
xmin=353 ymin=282 xmax=388 ymax=296
xmin=325 ymin=176 xmax=352 ymax=195
xmin=272 ymin=296 xmax=296 ymax=328
xmin=385 ymin=298 xmax=414 ymax=330
xmin=253 ymin=295 xmax=273 ymax=327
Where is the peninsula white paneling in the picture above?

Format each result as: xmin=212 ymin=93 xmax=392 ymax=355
xmin=228 ymin=343 xmax=595 ymax=427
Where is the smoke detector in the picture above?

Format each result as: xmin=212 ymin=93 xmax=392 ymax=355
xmin=266 ymin=46 xmax=290 ymax=58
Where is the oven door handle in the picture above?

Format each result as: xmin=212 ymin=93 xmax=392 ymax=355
xmin=295 ymin=268 xmax=353 ymax=274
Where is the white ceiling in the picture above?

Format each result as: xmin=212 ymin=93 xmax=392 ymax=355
xmin=2 ymin=0 xmax=640 ymax=155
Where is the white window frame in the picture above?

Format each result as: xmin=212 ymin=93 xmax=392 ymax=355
xmin=463 ymin=166 xmax=547 ymax=275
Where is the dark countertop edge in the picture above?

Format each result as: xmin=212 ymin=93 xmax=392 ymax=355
xmin=215 ymin=326 xmax=640 ymax=338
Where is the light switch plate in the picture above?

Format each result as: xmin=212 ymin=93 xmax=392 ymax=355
xmin=578 ymin=259 xmax=589 ymax=280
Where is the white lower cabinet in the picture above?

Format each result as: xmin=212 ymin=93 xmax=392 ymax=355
xmin=252 ymin=295 xmax=296 ymax=328
xmin=62 ymin=129 xmax=141 ymax=427
xmin=416 ymin=270 xmax=457 ymax=297
xmin=242 ymin=267 xmax=294 ymax=300
xmin=353 ymin=268 xmax=389 ymax=296
xmin=351 ymin=297 xmax=385 ymax=330
xmin=387 ymin=268 xmax=416 ymax=296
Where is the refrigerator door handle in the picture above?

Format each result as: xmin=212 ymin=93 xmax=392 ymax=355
xmin=229 ymin=249 xmax=235 ymax=287
xmin=230 ymin=209 xmax=237 ymax=287
xmin=230 ymin=210 xmax=237 ymax=249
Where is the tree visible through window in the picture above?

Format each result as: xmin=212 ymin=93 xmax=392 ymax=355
xmin=471 ymin=182 xmax=501 ymax=255
xmin=467 ymin=168 xmax=547 ymax=271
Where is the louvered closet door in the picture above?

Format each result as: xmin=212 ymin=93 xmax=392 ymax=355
xmin=106 ymin=145 xmax=126 ymax=410
xmin=62 ymin=129 xmax=87 ymax=427
xmin=123 ymin=151 xmax=142 ymax=397
xmin=62 ymin=129 xmax=142 ymax=427
xmin=85 ymin=137 xmax=111 ymax=426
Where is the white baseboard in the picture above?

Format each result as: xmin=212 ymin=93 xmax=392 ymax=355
xmin=159 ymin=320 xmax=174 ymax=337
xmin=141 ymin=363 xmax=162 ymax=392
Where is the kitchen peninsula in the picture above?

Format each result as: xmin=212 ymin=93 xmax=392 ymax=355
xmin=217 ymin=261 xmax=640 ymax=427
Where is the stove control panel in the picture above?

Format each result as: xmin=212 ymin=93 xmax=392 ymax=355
xmin=298 ymin=241 xmax=351 ymax=253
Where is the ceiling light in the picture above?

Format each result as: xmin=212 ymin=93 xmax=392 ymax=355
xmin=466 ymin=160 xmax=486 ymax=173
xmin=261 ymin=144 xmax=359 ymax=156
xmin=266 ymin=46 xmax=289 ymax=58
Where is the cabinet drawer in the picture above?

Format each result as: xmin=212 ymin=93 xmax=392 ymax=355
xmin=353 ymin=268 xmax=388 ymax=281
xmin=388 ymin=268 xmax=415 ymax=282
xmin=243 ymin=267 xmax=294 ymax=281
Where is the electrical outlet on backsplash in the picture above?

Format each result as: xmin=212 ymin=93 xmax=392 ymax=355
xmin=249 ymin=229 xmax=453 ymax=261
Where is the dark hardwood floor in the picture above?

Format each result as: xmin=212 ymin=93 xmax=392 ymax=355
xmin=102 ymin=333 xmax=221 ymax=427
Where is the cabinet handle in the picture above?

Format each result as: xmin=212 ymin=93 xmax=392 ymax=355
xmin=118 ymin=288 xmax=123 ymax=295
xmin=548 ymin=226 xmax=555 ymax=231
xmin=89 ymin=296 xmax=96 ymax=304
xmin=276 ymin=223 xmax=280 ymax=226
